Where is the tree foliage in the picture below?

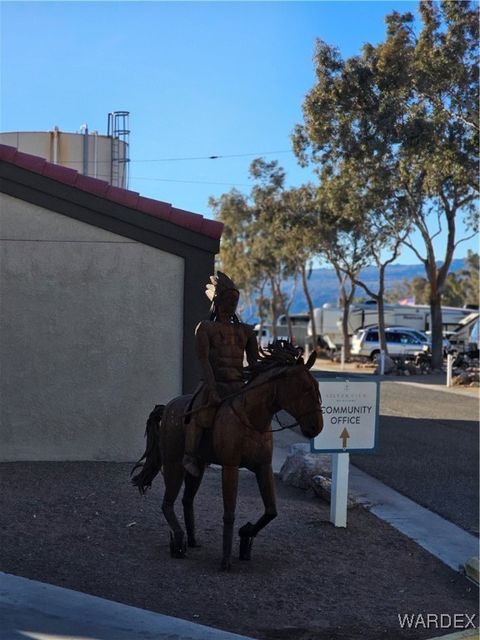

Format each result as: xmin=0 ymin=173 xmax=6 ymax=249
xmin=293 ymin=0 xmax=479 ymax=366
xmin=387 ymin=251 xmax=479 ymax=307
xmin=210 ymin=160 xmax=319 ymax=338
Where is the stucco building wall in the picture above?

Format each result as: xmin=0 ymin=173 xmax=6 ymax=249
xmin=1 ymin=192 xmax=184 ymax=461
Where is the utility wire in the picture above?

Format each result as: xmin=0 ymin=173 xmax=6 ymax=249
xmin=133 ymin=150 xmax=293 ymax=162
xmin=131 ymin=176 xmax=252 ymax=187
xmin=42 ymin=149 xmax=294 ymax=165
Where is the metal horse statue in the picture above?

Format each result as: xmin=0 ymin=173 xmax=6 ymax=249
xmin=131 ymin=341 xmax=323 ymax=570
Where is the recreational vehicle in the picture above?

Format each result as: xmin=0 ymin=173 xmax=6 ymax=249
xmin=308 ymin=302 xmax=474 ymax=351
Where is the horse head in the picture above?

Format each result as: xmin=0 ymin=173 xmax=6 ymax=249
xmin=252 ymin=341 xmax=323 ymax=439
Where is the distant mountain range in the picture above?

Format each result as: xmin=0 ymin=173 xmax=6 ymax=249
xmin=241 ymin=258 xmax=467 ymax=322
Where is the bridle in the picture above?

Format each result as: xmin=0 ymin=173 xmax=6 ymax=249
xmin=184 ymin=366 xmax=322 ymax=434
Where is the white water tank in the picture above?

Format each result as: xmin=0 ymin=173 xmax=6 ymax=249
xmin=0 ymin=127 xmax=129 ymax=188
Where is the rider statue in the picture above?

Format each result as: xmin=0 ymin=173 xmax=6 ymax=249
xmin=183 ymin=271 xmax=259 ymax=477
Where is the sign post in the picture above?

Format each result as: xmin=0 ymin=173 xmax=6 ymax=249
xmin=330 ymin=452 xmax=349 ymax=527
xmin=312 ymin=377 xmax=380 ymax=527
xmin=446 ymin=354 xmax=453 ymax=387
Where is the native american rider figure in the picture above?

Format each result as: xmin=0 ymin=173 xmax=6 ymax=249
xmin=183 ymin=272 xmax=259 ymax=477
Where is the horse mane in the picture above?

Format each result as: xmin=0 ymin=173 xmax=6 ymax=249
xmin=244 ymin=340 xmax=304 ymax=384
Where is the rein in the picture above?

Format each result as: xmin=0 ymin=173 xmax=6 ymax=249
xmin=181 ymin=370 xmax=289 ymax=418
xmin=237 ymin=406 xmax=323 ymax=434
xmin=183 ymin=368 xmax=322 ymax=434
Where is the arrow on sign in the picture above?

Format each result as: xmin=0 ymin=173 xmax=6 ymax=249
xmin=340 ymin=428 xmax=350 ymax=449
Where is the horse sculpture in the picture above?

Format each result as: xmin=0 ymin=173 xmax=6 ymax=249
xmin=131 ymin=341 xmax=323 ymax=570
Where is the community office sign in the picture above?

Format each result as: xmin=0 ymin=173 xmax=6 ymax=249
xmin=312 ymin=378 xmax=379 ymax=453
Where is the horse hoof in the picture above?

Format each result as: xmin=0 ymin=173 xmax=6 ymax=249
xmin=188 ymin=538 xmax=201 ymax=548
xmin=169 ymin=533 xmax=187 ymax=558
xmin=220 ymin=558 xmax=232 ymax=571
xmin=239 ymin=535 xmax=254 ymax=561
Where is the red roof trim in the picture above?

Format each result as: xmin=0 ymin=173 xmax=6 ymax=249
xmin=105 ymin=185 xmax=140 ymax=209
xmin=0 ymin=145 xmax=17 ymax=162
xmin=42 ymin=163 xmax=78 ymax=185
xmin=201 ymin=218 xmax=224 ymax=239
xmin=14 ymin=151 xmax=47 ymax=174
xmin=137 ymin=195 xmax=173 ymax=221
xmin=75 ymin=174 xmax=110 ymax=197
xmin=0 ymin=143 xmax=223 ymax=240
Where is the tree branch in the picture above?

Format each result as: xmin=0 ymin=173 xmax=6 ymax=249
xmin=402 ymin=237 xmax=427 ymax=264
xmin=454 ymin=230 xmax=478 ymax=249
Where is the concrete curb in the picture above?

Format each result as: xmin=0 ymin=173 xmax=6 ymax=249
xmin=428 ymin=629 xmax=479 ymax=639
xmin=311 ymin=363 xmax=480 ymax=397
xmin=464 ymin=556 xmax=480 ymax=585
xmin=273 ymin=427 xmax=478 ymax=575
xmin=0 ymin=572 xmax=255 ymax=640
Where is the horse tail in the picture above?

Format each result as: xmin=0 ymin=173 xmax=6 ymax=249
xmin=130 ymin=404 xmax=165 ymax=494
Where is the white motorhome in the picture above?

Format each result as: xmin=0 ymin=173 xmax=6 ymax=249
xmin=254 ymin=313 xmax=310 ymax=348
xmin=347 ymin=302 xmax=430 ymax=334
xmin=307 ymin=304 xmax=344 ymax=350
xmin=308 ymin=302 xmax=474 ymax=350
xmin=253 ymin=324 xmax=290 ymax=348
xmin=448 ymin=312 xmax=480 ymax=354
xmin=277 ymin=313 xmax=309 ymax=346
xmin=410 ymin=305 xmax=476 ymax=335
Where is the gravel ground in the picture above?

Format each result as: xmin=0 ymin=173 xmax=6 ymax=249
xmin=0 ymin=462 xmax=477 ymax=640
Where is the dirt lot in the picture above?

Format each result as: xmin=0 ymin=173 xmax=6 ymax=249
xmin=0 ymin=462 xmax=477 ymax=640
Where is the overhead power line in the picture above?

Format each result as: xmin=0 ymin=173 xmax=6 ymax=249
xmin=41 ymin=149 xmax=294 ymax=165
xmin=131 ymin=176 xmax=251 ymax=187
xmin=133 ymin=150 xmax=293 ymax=162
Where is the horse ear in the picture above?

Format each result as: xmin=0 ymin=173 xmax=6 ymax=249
xmin=305 ymin=350 xmax=317 ymax=370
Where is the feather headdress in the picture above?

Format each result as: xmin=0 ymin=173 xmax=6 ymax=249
xmin=205 ymin=271 xmax=239 ymax=302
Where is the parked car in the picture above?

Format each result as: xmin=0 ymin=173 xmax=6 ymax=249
xmin=422 ymin=330 xmax=452 ymax=356
xmin=379 ymin=326 xmax=451 ymax=356
xmin=351 ymin=326 xmax=431 ymax=360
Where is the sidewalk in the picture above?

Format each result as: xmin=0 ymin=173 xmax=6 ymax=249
xmin=272 ymin=426 xmax=479 ymax=575
xmin=311 ymin=359 xmax=480 ymax=398
xmin=0 ymin=571 xmax=255 ymax=640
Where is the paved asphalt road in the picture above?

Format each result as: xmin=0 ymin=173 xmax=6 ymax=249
xmin=345 ymin=380 xmax=479 ymax=535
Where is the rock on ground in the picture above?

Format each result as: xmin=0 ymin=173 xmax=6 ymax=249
xmin=310 ymin=474 xmax=359 ymax=509
xmin=279 ymin=443 xmax=332 ymax=489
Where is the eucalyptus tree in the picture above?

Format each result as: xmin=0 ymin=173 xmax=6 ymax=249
xmin=278 ymin=184 xmax=320 ymax=349
xmin=210 ymin=159 xmax=303 ymax=337
xmin=318 ymin=159 xmax=411 ymax=356
xmin=388 ymin=251 xmax=479 ymax=307
xmin=392 ymin=1 xmax=479 ymax=366
xmin=292 ymin=0 xmax=479 ymax=368
xmin=317 ymin=221 xmax=361 ymax=359
xmin=208 ymin=188 xmax=268 ymax=323
xmin=249 ymin=158 xmax=294 ymax=338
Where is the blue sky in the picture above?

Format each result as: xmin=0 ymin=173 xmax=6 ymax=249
xmin=1 ymin=1 xmax=477 ymax=265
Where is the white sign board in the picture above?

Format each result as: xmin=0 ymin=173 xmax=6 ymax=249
xmin=312 ymin=378 xmax=379 ymax=453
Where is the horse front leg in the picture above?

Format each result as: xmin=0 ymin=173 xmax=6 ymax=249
xmin=221 ymin=465 xmax=239 ymax=571
xmin=239 ymin=463 xmax=277 ymax=561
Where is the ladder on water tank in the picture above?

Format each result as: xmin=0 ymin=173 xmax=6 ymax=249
xmin=107 ymin=111 xmax=130 ymax=189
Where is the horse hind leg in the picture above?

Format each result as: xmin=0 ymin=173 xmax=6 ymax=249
xmin=182 ymin=466 xmax=205 ymax=548
xmin=162 ymin=462 xmax=187 ymax=558
xmin=221 ymin=465 xmax=239 ymax=571
xmin=239 ymin=463 xmax=277 ymax=561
